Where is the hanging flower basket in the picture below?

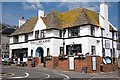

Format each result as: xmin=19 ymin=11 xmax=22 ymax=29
xmin=45 ymin=55 xmax=52 ymax=60
xmin=58 ymin=54 xmax=68 ymax=60
xmin=74 ymin=54 xmax=85 ymax=59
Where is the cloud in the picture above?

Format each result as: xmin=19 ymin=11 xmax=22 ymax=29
xmin=58 ymin=2 xmax=100 ymax=12
xmin=22 ymin=2 xmax=43 ymax=10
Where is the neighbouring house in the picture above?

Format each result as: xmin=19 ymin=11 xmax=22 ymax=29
xmin=9 ymin=2 xmax=118 ymax=73
xmin=0 ymin=24 xmax=16 ymax=62
xmin=117 ymin=31 xmax=120 ymax=68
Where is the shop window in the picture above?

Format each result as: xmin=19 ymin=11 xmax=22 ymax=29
xmin=66 ymin=44 xmax=82 ymax=55
xmin=13 ymin=36 xmax=18 ymax=43
xmin=47 ymin=48 xmax=50 ymax=56
xmin=91 ymin=26 xmax=95 ymax=36
xmin=35 ymin=30 xmax=39 ymax=39
xmin=25 ymin=34 xmax=28 ymax=42
xmin=91 ymin=46 xmax=96 ymax=55
xmin=69 ymin=27 xmax=80 ymax=37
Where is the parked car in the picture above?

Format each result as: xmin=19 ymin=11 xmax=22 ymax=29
xmin=2 ymin=55 xmax=9 ymax=64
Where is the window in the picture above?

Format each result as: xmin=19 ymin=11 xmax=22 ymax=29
xmin=91 ymin=26 xmax=95 ymax=36
xmin=60 ymin=47 xmax=64 ymax=54
xmin=5 ymin=43 xmax=9 ymax=50
xmin=69 ymin=27 xmax=79 ymax=37
xmin=35 ymin=30 xmax=39 ymax=39
xmin=66 ymin=44 xmax=82 ymax=55
xmin=91 ymin=46 xmax=96 ymax=55
xmin=59 ymin=31 xmax=62 ymax=37
xmin=13 ymin=36 xmax=18 ymax=43
xmin=25 ymin=34 xmax=28 ymax=42
xmin=47 ymin=48 xmax=50 ymax=56
xmin=41 ymin=30 xmax=44 ymax=38
xmin=105 ymin=40 xmax=110 ymax=49
xmin=2 ymin=44 xmax=5 ymax=49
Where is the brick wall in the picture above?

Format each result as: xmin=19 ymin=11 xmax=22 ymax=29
xmin=58 ymin=59 xmax=69 ymax=71
xmin=27 ymin=56 xmax=118 ymax=73
xmin=35 ymin=57 xmax=41 ymax=66
xmin=46 ymin=57 xmax=59 ymax=69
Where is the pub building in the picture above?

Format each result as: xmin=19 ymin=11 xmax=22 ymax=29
xmin=9 ymin=2 xmax=118 ymax=73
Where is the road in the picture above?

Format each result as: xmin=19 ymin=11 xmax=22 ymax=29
xmin=1 ymin=64 xmax=120 ymax=80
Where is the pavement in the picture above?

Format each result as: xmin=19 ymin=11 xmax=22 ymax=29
xmin=0 ymin=64 xmax=120 ymax=80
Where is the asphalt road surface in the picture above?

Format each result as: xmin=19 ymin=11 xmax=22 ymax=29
xmin=1 ymin=64 xmax=119 ymax=80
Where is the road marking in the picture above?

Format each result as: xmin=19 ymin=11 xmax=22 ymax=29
xmin=41 ymin=72 xmax=50 ymax=78
xmin=10 ymin=72 xmax=29 ymax=78
xmin=25 ymin=70 xmax=51 ymax=78
xmin=55 ymin=72 xmax=69 ymax=78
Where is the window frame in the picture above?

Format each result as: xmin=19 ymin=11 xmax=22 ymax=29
xmin=25 ymin=34 xmax=28 ymax=42
xmin=91 ymin=46 xmax=96 ymax=55
xmin=69 ymin=27 xmax=80 ymax=37
xmin=90 ymin=26 xmax=95 ymax=36
xmin=13 ymin=36 xmax=19 ymax=43
xmin=35 ymin=30 xmax=39 ymax=39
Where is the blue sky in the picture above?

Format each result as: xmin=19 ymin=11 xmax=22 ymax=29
xmin=1 ymin=2 xmax=119 ymax=29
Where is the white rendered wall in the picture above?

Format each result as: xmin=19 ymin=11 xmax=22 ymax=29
xmin=65 ymin=37 xmax=89 ymax=55
xmin=80 ymin=25 xmax=90 ymax=36
xmin=27 ymin=38 xmax=62 ymax=57
xmin=33 ymin=17 xmax=46 ymax=39
xmin=45 ymin=30 xmax=60 ymax=38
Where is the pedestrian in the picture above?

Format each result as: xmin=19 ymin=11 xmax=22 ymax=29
xmin=31 ymin=58 xmax=35 ymax=67
xmin=15 ymin=57 xmax=18 ymax=65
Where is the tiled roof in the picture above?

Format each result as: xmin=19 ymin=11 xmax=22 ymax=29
xmin=2 ymin=27 xmax=15 ymax=34
xmin=10 ymin=16 xmax=38 ymax=36
xmin=42 ymin=8 xmax=101 ymax=29
xmin=11 ymin=8 xmax=116 ymax=36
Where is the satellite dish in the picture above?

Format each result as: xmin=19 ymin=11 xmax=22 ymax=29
xmin=103 ymin=56 xmax=112 ymax=64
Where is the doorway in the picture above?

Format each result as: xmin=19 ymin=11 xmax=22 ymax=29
xmin=35 ymin=47 xmax=44 ymax=63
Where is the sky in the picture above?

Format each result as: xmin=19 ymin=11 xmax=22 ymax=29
xmin=1 ymin=2 xmax=119 ymax=30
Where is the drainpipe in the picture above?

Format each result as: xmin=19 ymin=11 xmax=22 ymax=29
xmin=101 ymin=29 xmax=104 ymax=57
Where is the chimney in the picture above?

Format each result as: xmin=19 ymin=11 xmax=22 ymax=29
xmin=19 ymin=17 xmax=26 ymax=28
xmin=38 ymin=10 xmax=44 ymax=18
xmin=100 ymin=2 xmax=108 ymax=20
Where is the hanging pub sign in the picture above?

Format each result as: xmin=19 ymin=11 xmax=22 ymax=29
xmin=30 ymin=39 xmax=50 ymax=45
